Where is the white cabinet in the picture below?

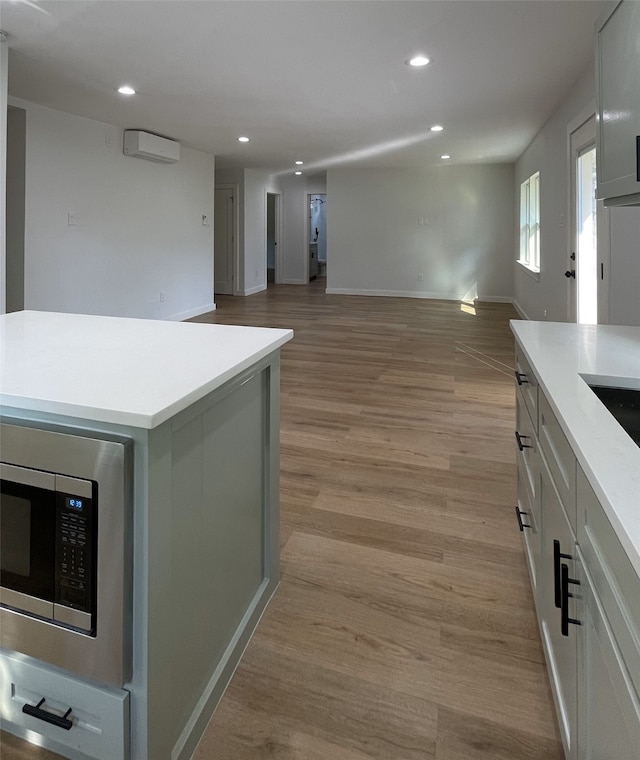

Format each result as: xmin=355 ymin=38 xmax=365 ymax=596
xmin=515 ymin=392 xmax=541 ymax=595
xmin=513 ymin=339 xmax=640 ymax=759
xmin=515 ymin=383 xmax=578 ymax=759
xmin=539 ymin=458 xmax=578 ymax=760
xmin=596 ymin=0 xmax=640 ymax=205
xmin=575 ymin=547 xmax=640 ymax=759
xmin=576 ymin=466 xmax=640 ymax=759
xmin=0 ymin=651 xmax=129 ymax=760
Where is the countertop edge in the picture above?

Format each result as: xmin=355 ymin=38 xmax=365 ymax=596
xmin=1 ymin=332 xmax=293 ymax=430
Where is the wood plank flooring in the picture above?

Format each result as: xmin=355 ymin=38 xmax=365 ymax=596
xmin=1 ymin=282 xmax=562 ymax=759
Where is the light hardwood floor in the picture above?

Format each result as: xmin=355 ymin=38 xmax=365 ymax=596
xmin=1 ymin=282 xmax=562 ymax=759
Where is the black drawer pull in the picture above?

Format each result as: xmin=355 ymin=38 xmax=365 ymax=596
xmin=514 ymin=370 xmax=529 ymax=386
xmin=636 ymin=136 xmax=640 ymax=182
xmin=553 ymin=539 xmax=573 ymax=608
xmin=515 ymin=431 xmax=532 ymax=451
xmin=515 ymin=505 xmax=531 ymax=531
xmin=22 ymin=698 xmax=73 ymax=731
xmin=561 ymin=563 xmax=581 ymax=637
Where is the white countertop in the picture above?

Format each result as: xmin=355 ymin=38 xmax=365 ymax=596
xmin=0 ymin=311 xmax=293 ymax=429
xmin=511 ymin=320 xmax=640 ymax=576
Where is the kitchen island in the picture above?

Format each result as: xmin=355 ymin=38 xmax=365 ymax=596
xmin=0 ymin=310 xmax=293 ymax=760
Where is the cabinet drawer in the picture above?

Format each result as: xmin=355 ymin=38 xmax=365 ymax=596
xmin=539 ymin=391 xmax=576 ymax=531
xmin=516 ymin=394 xmax=538 ymax=504
xmin=577 ymin=465 xmax=640 ymax=700
xmin=0 ymin=651 xmax=129 ymax=760
xmin=517 ymin=456 xmax=541 ymax=596
xmin=515 ymin=344 xmax=538 ymax=432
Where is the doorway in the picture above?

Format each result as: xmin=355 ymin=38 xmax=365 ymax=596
xmin=214 ymin=184 xmax=237 ymax=295
xmin=308 ymin=194 xmax=326 ymax=281
xmin=266 ymin=192 xmax=281 ymax=286
xmin=568 ymin=115 xmax=604 ymax=324
xmin=6 ymin=106 xmax=26 ymax=312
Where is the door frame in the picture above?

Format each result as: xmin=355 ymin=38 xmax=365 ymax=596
xmin=214 ymin=183 xmax=240 ymax=296
xmin=566 ymin=109 xmax=609 ymax=324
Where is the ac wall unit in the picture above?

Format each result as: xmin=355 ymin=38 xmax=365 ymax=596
xmin=123 ymin=130 xmax=181 ymax=163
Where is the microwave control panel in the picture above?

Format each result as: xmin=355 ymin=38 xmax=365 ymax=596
xmin=55 ymin=483 xmax=96 ymax=631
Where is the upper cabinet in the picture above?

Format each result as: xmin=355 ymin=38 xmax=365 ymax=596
xmin=596 ymin=0 xmax=640 ymax=205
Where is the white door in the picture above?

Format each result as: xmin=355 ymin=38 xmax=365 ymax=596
xmin=568 ymin=116 xmax=603 ymax=323
xmin=214 ymin=186 xmax=235 ymax=295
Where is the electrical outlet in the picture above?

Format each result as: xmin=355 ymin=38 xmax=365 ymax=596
xmin=202 ymin=214 xmax=209 ymax=226
xmin=160 ymin=291 xmax=167 ymax=302
xmin=67 ymin=213 xmax=77 ymax=226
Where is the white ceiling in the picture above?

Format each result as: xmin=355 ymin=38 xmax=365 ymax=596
xmin=1 ymin=0 xmax=612 ymax=175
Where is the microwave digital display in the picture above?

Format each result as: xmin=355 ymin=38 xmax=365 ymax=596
xmin=66 ymin=497 xmax=84 ymax=511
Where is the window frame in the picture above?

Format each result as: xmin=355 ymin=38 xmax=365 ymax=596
xmin=518 ymin=171 xmax=540 ymax=277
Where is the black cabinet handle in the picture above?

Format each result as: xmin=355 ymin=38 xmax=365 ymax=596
xmin=636 ymin=136 xmax=640 ymax=182
xmin=515 ymin=431 xmax=532 ymax=451
xmin=553 ymin=540 xmax=573 ymax=608
xmin=561 ymin=563 xmax=581 ymax=636
xmin=515 ymin=505 xmax=531 ymax=531
xmin=22 ymin=698 xmax=73 ymax=731
xmin=514 ymin=370 xmax=529 ymax=386
xmin=564 ymin=270 xmax=576 ymax=279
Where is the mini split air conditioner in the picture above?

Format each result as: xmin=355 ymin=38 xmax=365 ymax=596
xmin=123 ymin=130 xmax=181 ymax=163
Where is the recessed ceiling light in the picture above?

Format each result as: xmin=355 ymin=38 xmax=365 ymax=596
xmin=117 ymin=85 xmax=136 ymax=96
xmin=430 ymin=125 xmax=444 ymax=132
xmin=238 ymin=136 xmax=250 ymax=143
xmin=441 ymin=154 xmax=451 ymax=160
xmin=295 ymin=161 xmax=304 ymax=165
xmin=294 ymin=171 xmax=302 ymax=176
xmin=406 ymin=55 xmax=431 ymax=67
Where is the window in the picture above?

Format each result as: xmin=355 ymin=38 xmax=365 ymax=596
xmin=519 ymin=171 xmax=540 ymax=272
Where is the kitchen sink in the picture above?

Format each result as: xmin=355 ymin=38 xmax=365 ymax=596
xmin=589 ymin=385 xmax=640 ymax=447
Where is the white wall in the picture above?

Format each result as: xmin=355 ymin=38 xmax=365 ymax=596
xmin=326 ymin=165 xmax=514 ymax=301
xmin=244 ymin=169 xmax=271 ymax=295
xmin=514 ymin=70 xmax=596 ymax=321
xmin=515 ymin=66 xmax=640 ymax=325
xmin=13 ymin=99 xmax=215 ymax=320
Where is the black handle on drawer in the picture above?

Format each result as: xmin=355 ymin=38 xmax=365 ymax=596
xmin=515 ymin=505 xmax=531 ymax=531
xmin=553 ymin=539 xmax=573 ymax=608
xmin=561 ymin=563 xmax=581 ymax=637
xmin=514 ymin=370 xmax=529 ymax=386
xmin=22 ymin=698 xmax=73 ymax=731
xmin=515 ymin=431 xmax=532 ymax=451
xmin=636 ymin=136 xmax=640 ymax=182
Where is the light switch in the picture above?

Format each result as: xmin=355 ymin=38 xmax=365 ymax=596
xmin=202 ymin=214 xmax=209 ymax=226
xmin=67 ymin=213 xmax=77 ymax=227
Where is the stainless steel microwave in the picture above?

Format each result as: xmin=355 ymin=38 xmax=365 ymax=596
xmin=1 ymin=464 xmax=97 ymax=633
xmin=0 ymin=421 xmax=132 ymax=687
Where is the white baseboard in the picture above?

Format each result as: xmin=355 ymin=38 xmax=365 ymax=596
xmin=325 ymin=287 xmax=514 ymax=303
xmin=242 ymin=284 xmax=267 ymax=296
xmin=281 ymin=279 xmax=307 ymax=285
xmin=511 ymin=299 xmax=530 ymax=319
xmin=169 ymin=302 xmax=216 ymax=321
